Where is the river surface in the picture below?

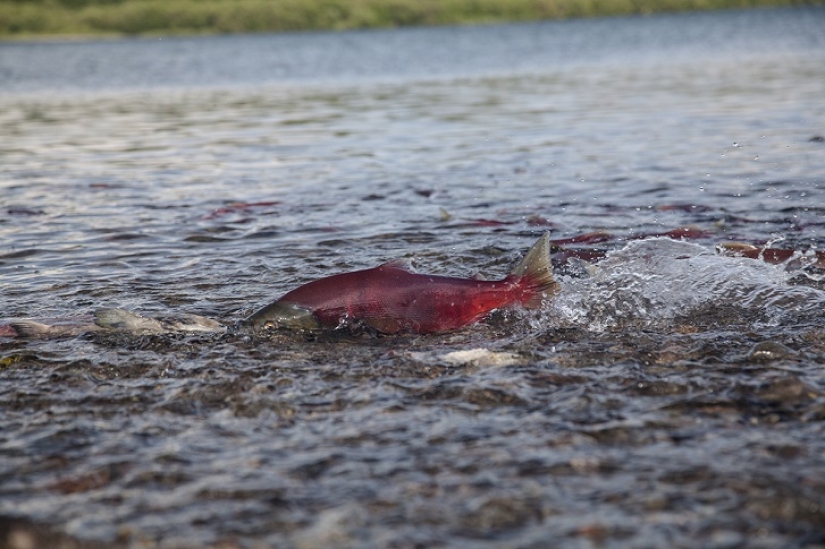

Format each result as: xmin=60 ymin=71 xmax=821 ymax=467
xmin=2 ymin=6 xmax=825 ymax=548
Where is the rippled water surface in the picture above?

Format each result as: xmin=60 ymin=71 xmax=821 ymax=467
xmin=2 ymin=7 xmax=825 ymax=548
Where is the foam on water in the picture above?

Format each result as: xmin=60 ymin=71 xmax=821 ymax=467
xmin=548 ymin=238 xmax=825 ymax=332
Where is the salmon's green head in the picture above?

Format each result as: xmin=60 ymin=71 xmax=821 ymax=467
xmin=246 ymin=300 xmax=321 ymax=334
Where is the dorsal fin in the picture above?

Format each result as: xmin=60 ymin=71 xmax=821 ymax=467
xmin=510 ymin=232 xmax=557 ymax=307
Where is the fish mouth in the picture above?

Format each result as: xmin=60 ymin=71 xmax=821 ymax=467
xmin=246 ymin=301 xmax=321 ymax=334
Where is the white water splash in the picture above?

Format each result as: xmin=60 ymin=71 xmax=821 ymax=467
xmin=546 ymin=238 xmax=825 ymax=332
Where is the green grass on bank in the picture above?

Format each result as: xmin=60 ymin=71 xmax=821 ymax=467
xmin=0 ymin=0 xmax=821 ymax=38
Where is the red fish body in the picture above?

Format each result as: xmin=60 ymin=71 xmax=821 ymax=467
xmin=248 ymin=233 xmax=557 ymax=335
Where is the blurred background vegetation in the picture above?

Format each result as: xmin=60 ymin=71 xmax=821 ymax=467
xmin=0 ymin=0 xmax=821 ymax=38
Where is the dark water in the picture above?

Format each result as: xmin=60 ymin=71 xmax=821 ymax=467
xmin=2 ymin=7 xmax=825 ymax=548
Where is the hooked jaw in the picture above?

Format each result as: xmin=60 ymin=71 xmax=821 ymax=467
xmin=246 ymin=301 xmax=321 ymax=334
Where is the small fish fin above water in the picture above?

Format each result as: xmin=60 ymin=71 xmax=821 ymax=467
xmin=566 ymin=257 xmax=600 ymax=278
xmin=9 ymin=320 xmax=52 ymax=337
xmin=94 ymin=308 xmax=164 ymax=334
xmin=511 ymin=232 xmax=557 ymax=308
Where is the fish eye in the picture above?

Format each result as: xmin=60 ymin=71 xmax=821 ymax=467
xmin=263 ymin=320 xmax=276 ymax=331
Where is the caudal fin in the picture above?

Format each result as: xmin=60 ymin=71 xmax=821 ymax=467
xmin=510 ymin=232 xmax=557 ymax=308
xmin=9 ymin=320 xmax=53 ymax=337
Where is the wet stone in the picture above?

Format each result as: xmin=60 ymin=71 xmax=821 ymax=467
xmin=462 ymin=386 xmax=528 ymax=408
xmin=755 ymin=376 xmax=819 ymax=404
xmin=746 ymin=341 xmax=798 ymax=362
xmin=0 ymin=516 xmax=123 ymax=549
xmin=458 ymin=495 xmax=539 ymax=536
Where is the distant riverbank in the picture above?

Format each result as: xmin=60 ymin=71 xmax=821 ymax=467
xmin=0 ymin=0 xmax=820 ymax=39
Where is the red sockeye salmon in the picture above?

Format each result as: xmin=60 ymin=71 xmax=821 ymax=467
xmin=247 ymin=233 xmax=557 ymax=334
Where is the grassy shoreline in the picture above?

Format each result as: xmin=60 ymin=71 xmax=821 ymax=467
xmin=0 ymin=0 xmax=821 ymax=39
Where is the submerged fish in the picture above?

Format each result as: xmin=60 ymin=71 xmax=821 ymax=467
xmin=247 ymin=233 xmax=557 ymax=335
xmin=94 ymin=309 xmax=226 ymax=334
xmin=4 ymin=309 xmax=225 ymax=338
xmin=717 ymin=242 xmax=825 ymax=269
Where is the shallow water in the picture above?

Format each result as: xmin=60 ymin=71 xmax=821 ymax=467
xmin=2 ymin=7 xmax=825 ymax=548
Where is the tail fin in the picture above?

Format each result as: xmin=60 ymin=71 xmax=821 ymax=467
xmin=9 ymin=320 xmax=53 ymax=337
xmin=510 ymin=232 xmax=557 ymax=308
